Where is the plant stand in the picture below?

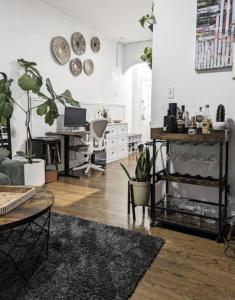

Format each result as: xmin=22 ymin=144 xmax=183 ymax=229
xmin=127 ymin=181 xmax=149 ymax=221
xmin=150 ymin=128 xmax=230 ymax=242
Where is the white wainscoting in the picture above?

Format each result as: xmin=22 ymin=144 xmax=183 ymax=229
xmin=30 ymin=98 xmax=127 ymax=170
xmin=31 ymin=97 xmax=126 ymax=137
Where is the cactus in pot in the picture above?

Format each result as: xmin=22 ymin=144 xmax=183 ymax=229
xmin=120 ymin=147 xmax=157 ymax=206
xmin=213 ymin=104 xmax=228 ymax=130
xmin=216 ymin=105 xmax=225 ymax=122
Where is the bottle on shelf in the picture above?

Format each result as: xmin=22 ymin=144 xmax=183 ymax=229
xmin=188 ymin=116 xmax=198 ymax=134
xmin=163 ymin=107 xmax=177 ymax=133
xmin=195 ymin=107 xmax=204 ymax=132
xmin=202 ymin=104 xmax=211 ymax=134
xmin=176 ymin=105 xmax=185 ymax=133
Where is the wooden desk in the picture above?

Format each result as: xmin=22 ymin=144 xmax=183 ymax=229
xmin=47 ymin=130 xmax=89 ymax=177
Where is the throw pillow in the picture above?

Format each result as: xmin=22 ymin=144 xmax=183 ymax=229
xmin=0 ymin=148 xmax=10 ymax=163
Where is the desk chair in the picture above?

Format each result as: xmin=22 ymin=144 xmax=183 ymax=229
xmin=71 ymin=119 xmax=108 ymax=176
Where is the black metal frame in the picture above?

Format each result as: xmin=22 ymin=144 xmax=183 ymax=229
xmin=128 ymin=182 xmax=147 ymax=221
xmin=0 ymin=208 xmax=51 ymax=284
xmin=150 ymin=139 xmax=229 ymax=241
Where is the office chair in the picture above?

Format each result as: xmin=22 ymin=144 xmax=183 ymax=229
xmin=71 ymin=119 xmax=108 ymax=176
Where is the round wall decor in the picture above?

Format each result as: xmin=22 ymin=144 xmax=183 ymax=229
xmin=91 ymin=37 xmax=101 ymax=53
xmin=70 ymin=58 xmax=82 ymax=76
xmin=51 ymin=36 xmax=71 ymax=65
xmin=83 ymin=59 xmax=94 ymax=76
xmin=71 ymin=32 xmax=86 ymax=55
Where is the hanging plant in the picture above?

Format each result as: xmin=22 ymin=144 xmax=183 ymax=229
xmin=141 ymin=47 xmax=152 ymax=69
xmin=139 ymin=3 xmax=156 ymax=32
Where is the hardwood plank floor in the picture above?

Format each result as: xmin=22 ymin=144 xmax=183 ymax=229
xmin=46 ymin=155 xmax=235 ymax=300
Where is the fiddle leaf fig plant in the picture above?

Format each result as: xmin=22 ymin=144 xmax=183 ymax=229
xmin=0 ymin=72 xmax=14 ymax=124
xmin=15 ymin=58 xmax=80 ymax=163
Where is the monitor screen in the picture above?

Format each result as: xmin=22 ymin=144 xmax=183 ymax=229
xmin=64 ymin=107 xmax=86 ymax=127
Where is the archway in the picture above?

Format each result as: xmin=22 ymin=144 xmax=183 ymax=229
xmin=121 ymin=63 xmax=152 ymax=143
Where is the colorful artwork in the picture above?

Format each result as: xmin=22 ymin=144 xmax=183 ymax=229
xmin=196 ymin=0 xmax=235 ymax=70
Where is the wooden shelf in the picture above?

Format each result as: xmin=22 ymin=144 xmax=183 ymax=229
xmin=151 ymin=128 xmax=230 ymax=143
xmin=158 ymin=173 xmax=221 ymax=188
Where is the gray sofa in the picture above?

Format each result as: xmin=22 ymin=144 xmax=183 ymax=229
xmin=0 ymin=160 xmax=24 ymax=185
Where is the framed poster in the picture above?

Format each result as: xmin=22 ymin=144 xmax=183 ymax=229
xmin=196 ymin=0 xmax=235 ymax=71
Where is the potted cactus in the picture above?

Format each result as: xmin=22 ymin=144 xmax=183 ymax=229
xmin=213 ymin=105 xmax=228 ymax=130
xmin=120 ymin=147 xmax=153 ymax=206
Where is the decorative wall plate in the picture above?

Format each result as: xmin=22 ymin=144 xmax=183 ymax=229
xmin=91 ymin=37 xmax=101 ymax=53
xmin=83 ymin=59 xmax=94 ymax=76
xmin=51 ymin=36 xmax=71 ymax=65
xmin=71 ymin=32 xmax=86 ymax=55
xmin=70 ymin=58 xmax=82 ymax=76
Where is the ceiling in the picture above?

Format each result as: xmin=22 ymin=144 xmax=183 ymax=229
xmin=40 ymin=0 xmax=153 ymax=43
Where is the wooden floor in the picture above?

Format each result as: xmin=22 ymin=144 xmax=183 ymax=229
xmin=47 ymin=155 xmax=235 ymax=300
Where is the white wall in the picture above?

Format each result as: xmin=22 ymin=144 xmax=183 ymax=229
xmin=0 ymin=0 xmax=125 ymax=154
xmin=152 ymin=0 xmax=235 ymax=206
xmin=123 ymin=40 xmax=152 ymax=72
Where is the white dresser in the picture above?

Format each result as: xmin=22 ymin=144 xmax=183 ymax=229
xmin=106 ymin=123 xmax=128 ymax=163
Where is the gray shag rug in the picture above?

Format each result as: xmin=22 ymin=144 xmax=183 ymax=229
xmin=1 ymin=213 xmax=164 ymax=300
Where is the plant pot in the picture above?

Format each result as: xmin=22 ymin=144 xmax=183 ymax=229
xmin=129 ymin=180 xmax=150 ymax=206
xmin=24 ymin=159 xmax=45 ymax=187
xmin=212 ymin=122 xmax=228 ymax=130
xmin=148 ymin=24 xmax=153 ymax=32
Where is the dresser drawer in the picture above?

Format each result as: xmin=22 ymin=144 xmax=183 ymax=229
xmin=117 ymin=135 xmax=128 ymax=145
xmin=107 ymin=126 xmax=118 ymax=137
xmin=106 ymin=137 xmax=117 ymax=148
xmin=117 ymin=125 xmax=128 ymax=136
xmin=107 ymin=148 xmax=117 ymax=162
xmin=117 ymin=145 xmax=128 ymax=157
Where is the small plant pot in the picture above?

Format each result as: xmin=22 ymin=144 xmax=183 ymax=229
xmin=24 ymin=159 xmax=45 ymax=186
xmin=213 ymin=122 xmax=228 ymax=130
xmin=129 ymin=180 xmax=150 ymax=206
xmin=148 ymin=24 xmax=153 ymax=32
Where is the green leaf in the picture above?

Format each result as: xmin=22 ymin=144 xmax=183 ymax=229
xmin=18 ymin=58 xmax=37 ymax=69
xmin=120 ymin=163 xmax=132 ymax=180
xmin=18 ymin=73 xmax=38 ymax=92
xmin=37 ymin=102 xmax=48 ymax=116
xmin=17 ymin=59 xmax=43 ymax=92
xmin=46 ymin=78 xmax=56 ymax=99
xmin=16 ymin=151 xmax=27 ymax=158
xmin=58 ymin=89 xmax=80 ymax=107
xmin=15 ymin=150 xmax=36 ymax=164
xmin=27 ymin=69 xmax=42 ymax=92
xmin=0 ymin=96 xmax=13 ymax=119
xmin=37 ymin=91 xmax=49 ymax=100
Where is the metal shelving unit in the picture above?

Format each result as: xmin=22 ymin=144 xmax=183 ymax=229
xmin=0 ymin=120 xmax=12 ymax=158
xmin=150 ymin=128 xmax=230 ymax=241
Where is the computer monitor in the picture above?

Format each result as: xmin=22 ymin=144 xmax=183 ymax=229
xmin=64 ymin=107 xmax=86 ymax=127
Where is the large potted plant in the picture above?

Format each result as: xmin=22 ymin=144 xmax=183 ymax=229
xmin=120 ymin=147 xmax=152 ymax=206
xmin=139 ymin=3 xmax=156 ymax=32
xmin=0 ymin=59 xmax=80 ymax=186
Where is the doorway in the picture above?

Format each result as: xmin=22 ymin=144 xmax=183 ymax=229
xmin=140 ymin=78 xmax=152 ymax=143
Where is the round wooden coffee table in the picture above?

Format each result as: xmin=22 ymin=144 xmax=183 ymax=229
xmin=0 ymin=188 xmax=54 ymax=231
xmin=0 ymin=188 xmax=54 ymax=282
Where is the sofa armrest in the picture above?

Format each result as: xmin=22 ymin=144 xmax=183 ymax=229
xmin=0 ymin=160 xmax=25 ymax=185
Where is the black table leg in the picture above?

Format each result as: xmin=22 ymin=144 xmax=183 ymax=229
xmin=64 ymin=135 xmax=70 ymax=176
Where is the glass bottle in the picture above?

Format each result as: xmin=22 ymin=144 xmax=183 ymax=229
xmin=196 ymin=107 xmax=204 ymax=132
